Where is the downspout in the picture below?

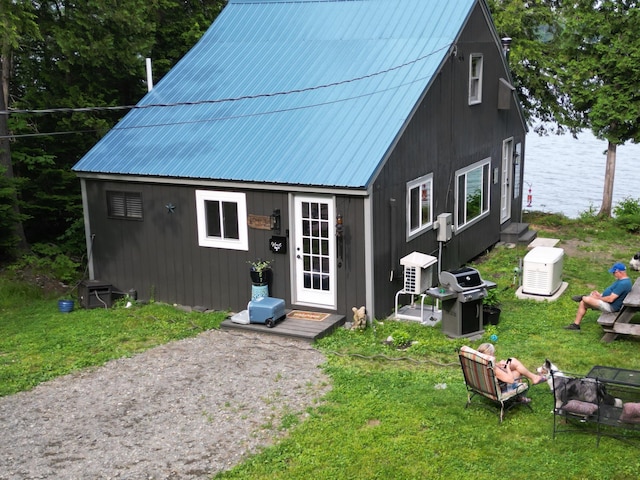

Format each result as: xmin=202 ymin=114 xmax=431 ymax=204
xmin=80 ymin=178 xmax=95 ymax=279
xmin=364 ymin=195 xmax=375 ymax=323
xmin=389 ymin=198 xmax=397 ymax=281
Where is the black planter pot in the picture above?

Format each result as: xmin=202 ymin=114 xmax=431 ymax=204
xmin=483 ymin=306 xmax=501 ymax=325
xmin=250 ymin=268 xmax=272 ymax=286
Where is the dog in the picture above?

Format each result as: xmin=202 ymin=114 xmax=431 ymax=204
xmin=630 ymin=253 xmax=640 ymax=271
xmin=537 ymin=359 xmax=622 ymax=410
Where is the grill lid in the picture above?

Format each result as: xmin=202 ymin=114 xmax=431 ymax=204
xmin=439 ymin=267 xmax=485 ymax=292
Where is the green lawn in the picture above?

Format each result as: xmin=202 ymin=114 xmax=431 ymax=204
xmin=2 ymin=211 xmax=640 ymax=479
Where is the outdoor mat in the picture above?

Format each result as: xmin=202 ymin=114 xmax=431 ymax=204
xmin=286 ymin=310 xmax=330 ymax=321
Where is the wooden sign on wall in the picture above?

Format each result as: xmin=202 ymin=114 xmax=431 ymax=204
xmin=248 ymin=214 xmax=272 ymax=230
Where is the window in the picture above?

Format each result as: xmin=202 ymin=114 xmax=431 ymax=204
xmin=513 ymin=142 xmax=522 ymax=199
xmin=456 ymin=159 xmax=490 ymax=230
xmin=107 ymin=191 xmax=143 ymax=219
xmin=406 ymin=174 xmax=433 ymax=239
xmin=468 ymin=54 xmax=483 ymax=105
xmin=196 ymin=190 xmax=248 ymax=250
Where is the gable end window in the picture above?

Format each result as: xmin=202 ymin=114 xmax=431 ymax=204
xmin=468 ymin=54 xmax=483 ymax=105
xmin=107 ymin=191 xmax=143 ymax=220
xmin=455 ymin=159 xmax=490 ymax=231
xmin=406 ymin=174 xmax=433 ymax=240
xmin=196 ymin=190 xmax=248 ymax=250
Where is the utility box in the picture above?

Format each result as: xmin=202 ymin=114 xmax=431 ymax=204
xmin=522 ymin=247 xmax=564 ymax=296
xmin=78 ymin=280 xmax=113 ymax=309
xmin=436 ymin=213 xmax=452 ymax=242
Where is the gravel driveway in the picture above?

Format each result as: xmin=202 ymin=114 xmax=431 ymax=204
xmin=0 ymin=329 xmax=330 ymax=479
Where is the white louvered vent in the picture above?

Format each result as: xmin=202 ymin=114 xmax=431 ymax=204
xmin=401 ymin=252 xmax=437 ymax=294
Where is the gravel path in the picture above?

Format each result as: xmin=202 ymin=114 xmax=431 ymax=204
xmin=0 ymin=329 xmax=330 ymax=479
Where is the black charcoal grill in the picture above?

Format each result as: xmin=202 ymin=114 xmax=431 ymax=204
xmin=438 ymin=267 xmax=489 ymax=337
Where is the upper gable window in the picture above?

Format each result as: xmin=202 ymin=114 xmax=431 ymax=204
xmin=468 ymin=54 xmax=483 ymax=105
xmin=107 ymin=191 xmax=143 ymax=220
xmin=195 ymin=190 xmax=248 ymax=250
xmin=455 ymin=159 xmax=490 ymax=231
xmin=406 ymin=173 xmax=433 ymax=240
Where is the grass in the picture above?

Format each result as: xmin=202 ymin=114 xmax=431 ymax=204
xmin=2 ymin=211 xmax=640 ymax=479
xmin=0 ymin=285 xmax=228 ymax=396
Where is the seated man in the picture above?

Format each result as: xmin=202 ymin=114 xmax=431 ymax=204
xmin=564 ymin=262 xmax=632 ymax=330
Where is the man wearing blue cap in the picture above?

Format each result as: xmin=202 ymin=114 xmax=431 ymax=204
xmin=565 ymin=262 xmax=632 ymax=330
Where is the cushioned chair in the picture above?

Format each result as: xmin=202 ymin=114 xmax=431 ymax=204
xmin=458 ymin=345 xmax=532 ymax=423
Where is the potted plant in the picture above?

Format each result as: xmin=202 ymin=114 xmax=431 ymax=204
xmin=482 ymin=288 xmax=501 ymax=325
xmin=248 ymin=259 xmax=273 ymax=286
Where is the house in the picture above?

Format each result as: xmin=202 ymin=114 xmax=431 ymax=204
xmin=73 ymin=0 xmax=528 ymax=321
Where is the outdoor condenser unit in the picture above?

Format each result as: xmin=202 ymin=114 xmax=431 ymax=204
xmin=522 ymin=246 xmax=564 ymax=296
xmin=394 ymin=251 xmax=438 ymax=322
xmin=401 ymin=251 xmax=437 ymax=294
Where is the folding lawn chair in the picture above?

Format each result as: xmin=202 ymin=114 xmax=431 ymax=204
xmin=458 ymin=345 xmax=532 ymax=423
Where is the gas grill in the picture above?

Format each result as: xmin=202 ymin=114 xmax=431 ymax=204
xmin=439 ymin=267 xmax=488 ymax=303
xmin=437 ymin=267 xmax=490 ymax=338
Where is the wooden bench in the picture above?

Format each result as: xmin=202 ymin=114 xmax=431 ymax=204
xmin=552 ymin=366 xmax=640 ymax=446
xmin=600 ymin=278 xmax=640 ymax=343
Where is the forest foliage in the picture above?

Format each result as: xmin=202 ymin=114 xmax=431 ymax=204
xmin=2 ymin=0 xmax=639 ymax=266
xmin=1 ymin=0 xmax=226 ymax=262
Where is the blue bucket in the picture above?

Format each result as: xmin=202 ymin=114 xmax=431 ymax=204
xmin=58 ymin=299 xmax=74 ymax=313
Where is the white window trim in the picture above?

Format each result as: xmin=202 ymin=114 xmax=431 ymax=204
xmin=455 ymin=158 xmax=490 ymax=231
xmin=468 ymin=53 xmax=483 ymax=105
xmin=406 ymin=173 xmax=434 ymax=240
xmin=195 ymin=190 xmax=248 ymax=250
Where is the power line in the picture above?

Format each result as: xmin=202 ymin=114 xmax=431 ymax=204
xmin=0 ymin=129 xmax=99 ymax=140
xmin=1 ymin=43 xmax=452 ymax=140
xmin=1 ymin=43 xmax=451 ymax=116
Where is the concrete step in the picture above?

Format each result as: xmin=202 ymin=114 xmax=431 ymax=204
xmin=500 ymin=222 xmax=537 ymax=245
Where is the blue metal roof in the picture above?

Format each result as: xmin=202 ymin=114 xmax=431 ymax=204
xmin=73 ymin=0 xmax=478 ymax=189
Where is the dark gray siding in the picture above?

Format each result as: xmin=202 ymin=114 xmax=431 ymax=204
xmin=84 ymin=180 xmax=366 ymax=317
xmin=369 ymin=4 xmax=526 ymax=317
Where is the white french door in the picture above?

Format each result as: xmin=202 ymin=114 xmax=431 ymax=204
xmin=292 ymin=195 xmax=336 ymax=308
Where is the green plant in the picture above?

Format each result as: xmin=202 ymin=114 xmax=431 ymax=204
xmin=387 ymin=330 xmax=412 ymax=349
xmin=9 ymin=243 xmax=81 ymax=285
xmin=613 ymin=197 xmax=640 ymax=232
xmin=482 ymin=288 xmax=501 ymax=308
xmin=248 ymin=258 xmax=273 ymax=273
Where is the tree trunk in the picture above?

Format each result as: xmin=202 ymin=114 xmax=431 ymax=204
xmin=598 ymin=141 xmax=616 ymax=218
xmin=0 ymin=53 xmax=29 ymax=252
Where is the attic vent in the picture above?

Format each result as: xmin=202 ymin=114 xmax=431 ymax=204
xmin=107 ymin=191 xmax=143 ymax=220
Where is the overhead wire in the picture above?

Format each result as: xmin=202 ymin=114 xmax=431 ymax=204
xmin=0 ymin=42 xmax=453 ymax=140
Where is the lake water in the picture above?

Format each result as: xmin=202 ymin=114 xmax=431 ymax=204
xmin=523 ymin=127 xmax=640 ymax=218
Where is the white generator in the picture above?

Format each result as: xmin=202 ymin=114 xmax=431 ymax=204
xmin=522 ymin=246 xmax=564 ymax=296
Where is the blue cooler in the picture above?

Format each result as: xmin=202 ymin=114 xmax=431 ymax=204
xmin=248 ymin=296 xmax=286 ymax=328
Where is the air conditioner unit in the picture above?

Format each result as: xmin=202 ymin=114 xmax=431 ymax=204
xmin=522 ymin=247 xmax=564 ymax=296
xmin=400 ymin=251 xmax=437 ymax=294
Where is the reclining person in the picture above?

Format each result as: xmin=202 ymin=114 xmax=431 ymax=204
xmin=477 ymin=343 xmax=546 ymax=403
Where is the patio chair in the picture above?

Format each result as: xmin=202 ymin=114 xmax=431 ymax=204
xmin=458 ymin=345 xmax=532 ymax=422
